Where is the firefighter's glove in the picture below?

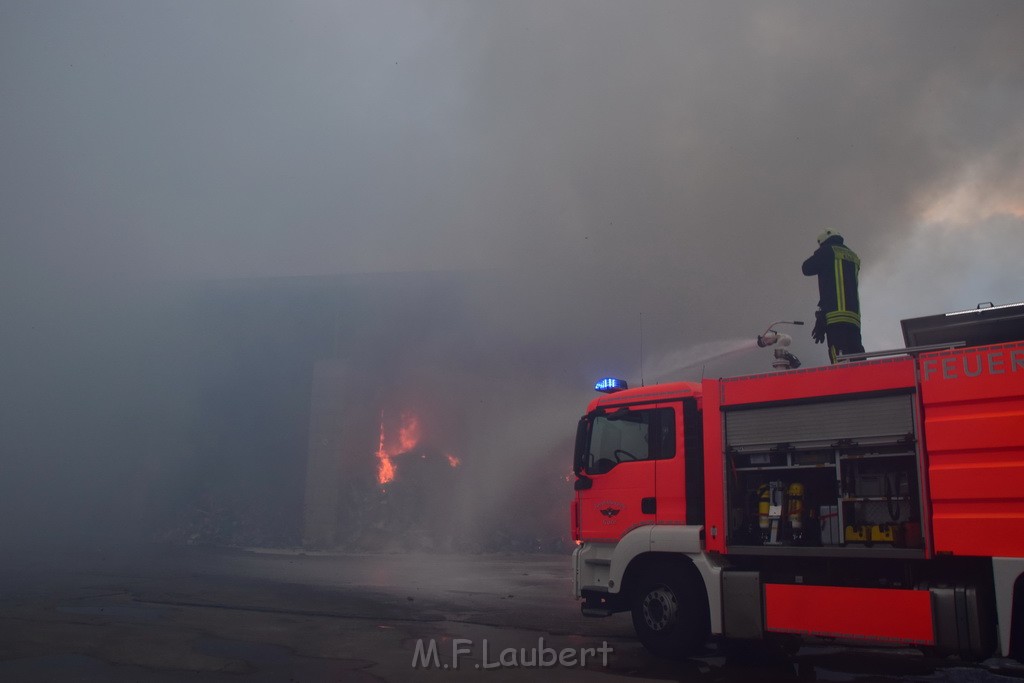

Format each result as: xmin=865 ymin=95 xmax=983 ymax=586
xmin=812 ymin=310 xmax=826 ymax=344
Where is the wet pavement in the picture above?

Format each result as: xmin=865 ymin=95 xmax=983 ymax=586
xmin=0 ymin=545 xmax=1020 ymax=681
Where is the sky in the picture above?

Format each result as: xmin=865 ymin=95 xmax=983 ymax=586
xmin=1 ymin=0 xmax=1022 ymax=548
xmin=3 ymin=1 xmax=1023 ymax=340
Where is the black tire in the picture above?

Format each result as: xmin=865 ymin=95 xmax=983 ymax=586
xmin=1011 ymin=577 xmax=1024 ymax=663
xmin=630 ymin=561 xmax=710 ymax=659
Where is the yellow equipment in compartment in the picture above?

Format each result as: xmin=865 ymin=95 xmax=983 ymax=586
xmin=845 ymin=524 xmax=901 ymax=545
xmin=787 ymin=482 xmax=805 ymax=541
xmin=870 ymin=523 xmax=900 ymax=544
xmin=845 ymin=524 xmax=870 ymax=543
xmin=757 ymin=483 xmax=771 ymax=537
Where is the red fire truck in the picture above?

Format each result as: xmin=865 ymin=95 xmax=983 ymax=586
xmin=571 ymin=303 xmax=1024 ymax=661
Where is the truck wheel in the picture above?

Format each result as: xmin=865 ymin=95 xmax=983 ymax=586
xmin=1011 ymin=578 xmax=1024 ymax=663
xmin=630 ymin=563 xmax=709 ymax=659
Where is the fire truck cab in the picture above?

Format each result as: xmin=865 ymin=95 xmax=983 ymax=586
xmin=572 ymin=303 xmax=1024 ymax=661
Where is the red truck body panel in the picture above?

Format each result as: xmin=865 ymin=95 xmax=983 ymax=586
xmin=702 ymin=379 xmax=727 ymax=553
xmin=919 ymin=341 xmax=1024 ymax=558
xmin=718 ymin=355 xmax=917 ymax=406
xmin=710 ymin=356 xmax=920 ymax=555
xmin=764 ymin=584 xmax=934 ymax=644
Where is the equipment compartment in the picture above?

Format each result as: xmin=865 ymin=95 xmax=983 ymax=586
xmin=724 ymin=392 xmax=925 ymax=554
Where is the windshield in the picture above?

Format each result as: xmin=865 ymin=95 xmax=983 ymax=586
xmin=581 ymin=407 xmax=675 ymax=475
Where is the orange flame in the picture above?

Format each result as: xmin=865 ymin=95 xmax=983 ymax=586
xmin=376 ymin=410 xmax=394 ymax=485
xmin=375 ymin=410 xmax=421 ymax=485
xmin=446 ymin=454 xmax=461 ymax=468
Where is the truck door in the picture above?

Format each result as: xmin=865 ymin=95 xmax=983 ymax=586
xmin=575 ymin=404 xmax=677 ymax=542
xmin=655 ymin=398 xmax=703 ymax=526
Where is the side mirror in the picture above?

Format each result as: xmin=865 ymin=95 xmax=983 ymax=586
xmin=574 ymin=476 xmax=593 ymax=491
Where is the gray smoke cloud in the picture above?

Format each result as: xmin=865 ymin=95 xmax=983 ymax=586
xmin=1 ymin=0 xmax=1022 ymax=551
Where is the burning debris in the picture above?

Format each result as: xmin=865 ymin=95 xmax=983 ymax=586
xmin=300 ymin=360 xmax=571 ymax=553
xmin=374 ymin=409 xmax=415 ymax=485
xmin=375 ymin=410 xmax=459 ymax=487
xmin=315 ymin=405 xmax=467 ymax=551
xmin=366 ymin=446 xmax=462 ymax=551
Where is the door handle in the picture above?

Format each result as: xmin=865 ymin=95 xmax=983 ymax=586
xmin=641 ymin=497 xmax=657 ymax=515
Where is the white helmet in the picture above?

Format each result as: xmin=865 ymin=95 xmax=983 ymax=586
xmin=817 ymin=229 xmax=841 ymax=245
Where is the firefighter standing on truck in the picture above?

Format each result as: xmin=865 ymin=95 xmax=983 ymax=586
xmin=802 ymin=230 xmax=865 ymax=363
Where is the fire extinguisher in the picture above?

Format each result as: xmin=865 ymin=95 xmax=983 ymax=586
xmin=787 ymin=481 xmax=805 ymax=542
xmin=757 ymin=483 xmax=771 ymax=543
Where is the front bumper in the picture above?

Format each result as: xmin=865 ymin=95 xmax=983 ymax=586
xmin=573 ymin=542 xmax=617 ymax=597
xmin=573 ymin=542 xmax=629 ymax=616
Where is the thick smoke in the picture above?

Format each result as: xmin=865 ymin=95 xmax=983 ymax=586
xmin=1 ymin=1 xmax=1022 ymax=552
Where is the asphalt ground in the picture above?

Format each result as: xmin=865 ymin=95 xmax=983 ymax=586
xmin=0 ymin=545 xmax=1020 ymax=682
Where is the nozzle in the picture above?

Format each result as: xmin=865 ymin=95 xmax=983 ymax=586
xmin=773 ymin=349 xmax=801 ymax=370
xmin=759 ymin=319 xmax=804 ymax=346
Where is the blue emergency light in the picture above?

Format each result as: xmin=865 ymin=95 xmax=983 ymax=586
xmin=594 ymin=377 xmax=628 ymax=393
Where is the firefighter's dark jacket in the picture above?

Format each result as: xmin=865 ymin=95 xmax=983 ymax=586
xmin=801 ymin=236 xmax=861 ymax=327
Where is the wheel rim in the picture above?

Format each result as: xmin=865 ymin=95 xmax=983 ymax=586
xmin=642 ymin=586 xmax=678 ymax=632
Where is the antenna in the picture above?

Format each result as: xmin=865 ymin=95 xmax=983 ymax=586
xmin=639 ymin=312 xmax=645 ymax=387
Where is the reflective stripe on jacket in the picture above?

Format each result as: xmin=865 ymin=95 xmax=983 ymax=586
xmin=801 ymin=237 xmax=861 ymax=326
